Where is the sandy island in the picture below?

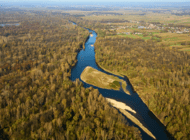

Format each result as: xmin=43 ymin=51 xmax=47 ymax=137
xmin=80 ymin=66 xmax=130 ymax=95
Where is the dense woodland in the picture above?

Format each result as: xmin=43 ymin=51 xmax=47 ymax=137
xmin=94 ymin=36 xmax=190 ymax=140
xmin=0 ymin=12 xmax=142 ymax=139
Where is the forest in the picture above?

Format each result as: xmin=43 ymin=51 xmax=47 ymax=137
xmin=94 ymin=36 xmax=190 ymax=140
xmin=0 ymin=12 xmax=142 ymax=139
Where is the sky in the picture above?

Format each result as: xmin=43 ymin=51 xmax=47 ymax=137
xmin=1 ymin=0 xmax=190 ymax=8
xmin=1 ymin=0 xmax=190 ymax=2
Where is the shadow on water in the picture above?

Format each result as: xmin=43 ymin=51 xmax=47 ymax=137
xmin=70 ymin=22 xmax=174 ymax=140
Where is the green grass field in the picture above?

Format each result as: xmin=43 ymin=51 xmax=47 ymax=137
xmin=116 ymin=31 xmax=190 ymax=53
xmin=117 ymin=33 xmax=151 ymax=40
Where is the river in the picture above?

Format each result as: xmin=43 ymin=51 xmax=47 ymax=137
xmin=70 ymin=22 xmax=173 ymax=140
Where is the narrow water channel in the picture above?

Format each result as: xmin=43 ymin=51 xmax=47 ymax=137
xmin=70 ymin=22 xmax=173 ymax=140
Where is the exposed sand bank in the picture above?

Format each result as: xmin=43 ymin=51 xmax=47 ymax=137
xmin=106 ymin=98 xmax=156 ymax=140
xmin=106 ymin=98 xmax=136 ymax=113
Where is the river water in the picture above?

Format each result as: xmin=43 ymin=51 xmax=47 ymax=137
xmin=71 ymin=23 xmax=172 ymax=140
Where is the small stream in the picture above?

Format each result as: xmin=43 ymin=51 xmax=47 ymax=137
xmin=70 ymin=22 xmax=173 ymax=140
